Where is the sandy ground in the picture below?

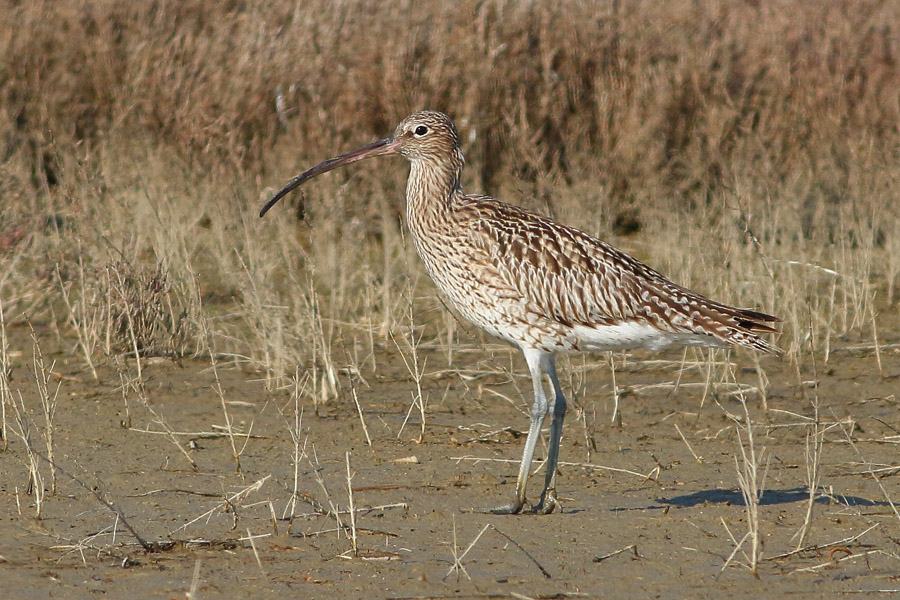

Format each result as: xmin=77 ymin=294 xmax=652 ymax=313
xmin=2 ymin=321 xmax=900 ymax=599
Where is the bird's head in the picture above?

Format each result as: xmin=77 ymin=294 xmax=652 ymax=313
xmin=259 ymin=111 xmax=462 ymax=217
xmin=392 ymin=111 xmax=461 ymax=163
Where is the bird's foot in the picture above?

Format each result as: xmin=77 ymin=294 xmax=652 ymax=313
xmin=534 ymin=489 xmax=560 ymax=515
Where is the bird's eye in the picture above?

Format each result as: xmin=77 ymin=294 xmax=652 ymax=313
xmin=414 ymin=125 xmax=429 ymax=137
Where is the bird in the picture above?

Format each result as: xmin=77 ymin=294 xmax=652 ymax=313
xmin=260 ymin=110 xmax=779 ymax=514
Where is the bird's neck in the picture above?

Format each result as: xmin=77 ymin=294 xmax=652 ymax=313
xmin=405 ymin=156 xmax=463 ymax=235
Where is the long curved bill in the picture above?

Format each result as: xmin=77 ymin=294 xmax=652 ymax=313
xmin=259 ymin=135 xmax=401 ymax=217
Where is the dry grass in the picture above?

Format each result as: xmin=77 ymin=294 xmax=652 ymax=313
xmin=2 ymin=5 xmax=897 ymax=386
xmin=1 ymin=2 xmax=897 ymax=388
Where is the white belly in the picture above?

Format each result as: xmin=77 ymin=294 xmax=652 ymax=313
xmin=571 ymin=322 xmax=726 ymax=352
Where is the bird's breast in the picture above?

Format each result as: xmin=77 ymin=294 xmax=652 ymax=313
xmin=410 ymin=229 xmax=574 ymax=351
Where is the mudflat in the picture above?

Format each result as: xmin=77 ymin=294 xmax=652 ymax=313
xmin=2 ymin=321 xmax=898 ymax=599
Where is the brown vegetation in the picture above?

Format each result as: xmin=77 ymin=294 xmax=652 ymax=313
xmin=3 ymin=0 xmax=898 ymax=377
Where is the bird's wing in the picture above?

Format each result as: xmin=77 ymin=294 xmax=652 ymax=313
xmin=465 ymin=198 xmax=779 ymax=353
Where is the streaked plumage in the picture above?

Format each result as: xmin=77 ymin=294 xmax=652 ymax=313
xmin=261 ymin=110 xmax=779 ymax=514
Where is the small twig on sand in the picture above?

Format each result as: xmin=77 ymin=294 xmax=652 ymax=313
xmin=187 ymin=559 xmax=202 ymax=600
xmin=491 ymin=525 xmax=552 ymax=579
xmin=32 ymin=449 xmax=155 ymax=552
xmin=351 ymin=388 xmax=372 ymax=446
xmin=346 ymin=452 xmax=358 ymax=556
xmin=126 ymin=427 xmax=264 ymax=439
xmin=674 ymin=423 xmax=703 ymax=464
xmin=793 ymin=313 xmax=824 ymax=551
xmin=209 ymin=347 xmax=243 ymax=475
xmin=290 ymin=502 xmax=408 ymax=519
xmin=593 ymin=544 xmax=639 ymax=563
xmin=443 ymin=519 xmax=552 ymax=581
xmin=444 ymin=521 xmax=489 ymax=582
xmin=765 ymin=523 xmax=880 ymax=561
xmin=839 ymin=420 xmax=900 ymax=523
xmin=243 ymin=529 xmax=268 ymax=578
xmin=791 ymin=549 xmax=900 ymax=575
xmin=450 ymin=455 xmax=653 ymax=480
xmin=170 ymin=476 xmax=269 ymax=535
xmin=462 ymin=426 xmax=516 ymax=444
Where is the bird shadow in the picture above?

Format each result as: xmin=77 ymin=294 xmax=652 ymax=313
xmin=657 ymin=486 xmax=891 ymax=508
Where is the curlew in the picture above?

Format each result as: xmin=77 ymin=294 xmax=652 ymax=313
xmin=260 ymin=111 xmax=779 ymax=514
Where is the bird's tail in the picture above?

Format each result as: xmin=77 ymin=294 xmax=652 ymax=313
xmin=643 ymin=273 xmax=782 ymax=355
xmin=693 ymin=301 xmax=782 ymax=355
xmin=725 ymin=307 xmax=782 ymax=354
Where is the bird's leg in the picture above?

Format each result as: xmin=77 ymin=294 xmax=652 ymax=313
xmin=487 ymin=349 xmax=550 ymax=515
xmin=535 ymin=357 xmax=566 ymax=514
